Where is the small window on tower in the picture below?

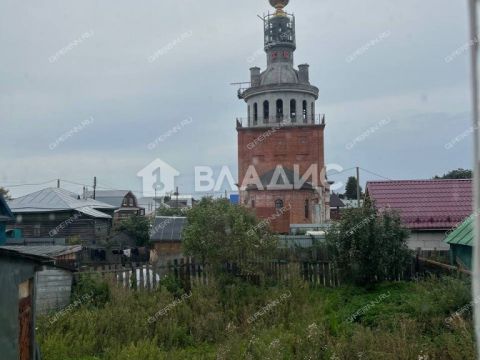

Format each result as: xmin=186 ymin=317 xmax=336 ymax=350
xmin=305 ymin=199 xmax=309 ymax=219
xmin=275 ymin=199 xmax=284 ymax=209
xmin=303 ymin=100 xmax=308 ymax=123
xmin=276 ymin=99 xmax=283 ymax=122
xmin=290 ymin=99 xmax=297 ymax=122
xmin=263 ymin=101 xmax=269 ymax=123
xmin=253 ymin=103 xmax=258 ymax=124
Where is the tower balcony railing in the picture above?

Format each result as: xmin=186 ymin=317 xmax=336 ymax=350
xmin=236 ymin=114 xmax=325 ymax=128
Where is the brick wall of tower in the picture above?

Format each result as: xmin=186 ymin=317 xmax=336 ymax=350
xmin=237 ymin=124 xmax=327 ymax=233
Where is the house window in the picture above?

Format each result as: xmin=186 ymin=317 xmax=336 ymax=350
xmin=253 ymin=103 xmax=258 ymax=125
xmin=33 ymin=225 xmax=41 ymax=237
xmin=304 ymin=199 xmax=309 ymax=219
xmin=290 ymin=99 xmax=296 ymax=122
xmin=276 ymin=99 xmax=283 ymax=122
xmin=311 ymin=102 xmax=315 ymax=121
xmin=122 ymin=198 xmax=128 ymax=207
xmin=251 ymin=199 xmax=256 ymax=208
xmin=263 ymin=100 xmax=269 ymax=123
xmin=275 ymin=199 xmax=284 ymax=209
xmin=128 ymin=198 xmax=133 ymax=207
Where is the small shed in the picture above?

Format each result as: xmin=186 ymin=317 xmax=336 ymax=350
xmin=0 ymin=247 xmax=53 ymax=360
xmin=444 ymin=215 xmax=474 ymax=270
xmin=0 ymin=245 xmax=80 ymax=314
xmin=150 ymin=217 xmax=187 ymax=264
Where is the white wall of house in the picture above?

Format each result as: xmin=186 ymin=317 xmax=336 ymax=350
xmin=407 ymin=231 xmax=450 ymax=251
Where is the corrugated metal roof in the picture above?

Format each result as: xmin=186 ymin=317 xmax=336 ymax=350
xmin=86 ymin=190 xmax=133 ymax=208
xmin=150 ymin=216 xmax=187 ymax=242
xmin=77 ymin=207 xmax=112 ymax=219
xmin=0 ymin=245 xmax=82 ymax=258
xmin=444 ymin=215 xmax=475 ymax=247
xmin=8 ymin=188 xmax=114 ymax=218
xmin=366 ymin=179 xmax=472 ymax=230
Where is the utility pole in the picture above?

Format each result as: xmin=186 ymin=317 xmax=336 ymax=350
xmin=57 ymin=179 xmax=60 ymax=188
xmin=93 ymin=177 xmax=97 ymax=200
xmin=174 ymin=187 xmax=179 ymax=210
xmin=467 ymin=0 xmax=480 ymax=355
xmin=356 ymin=167 xmax=361 ymax=208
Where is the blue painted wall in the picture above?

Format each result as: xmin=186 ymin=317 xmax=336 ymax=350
xmin=0 ymin=223 xmax=5 ymax=245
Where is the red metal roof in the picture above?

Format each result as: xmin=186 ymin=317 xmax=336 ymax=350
xmin=366 ymin=179 xmax=473 ymax=230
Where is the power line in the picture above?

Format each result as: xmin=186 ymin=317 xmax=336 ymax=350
xmin=360 ymin=167 xmax=392 ymax=181
xmin=2 ymin=180 xmax=57 ymax=188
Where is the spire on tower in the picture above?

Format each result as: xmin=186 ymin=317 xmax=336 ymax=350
xmin=269 ymin=0 xmax=289 ymax=16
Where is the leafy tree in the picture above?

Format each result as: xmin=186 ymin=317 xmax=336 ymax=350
xmin=344 ymin=176 xmax=362 ymax=200
xmin=156 ymin=205 xmax=188 ymax=217
xmin=114 ymin=216 xmax=151 ymax=247
xmin=434 ymin=169 xmax=472 ymax=179
xmin=182 ymin=198 xmax=277 ymax=273
xmin=0 ymin=187 xmax=12 ymax=200
xmin=327 ymin=200 xmax=412 ymax=286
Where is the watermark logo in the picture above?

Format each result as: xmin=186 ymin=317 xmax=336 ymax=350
xmin=49 ymin=31 xmax=94 ymax=64
xmin=445 ymin=37 xmax=479 ymax=63
xmin=148 ymin=31 xmax=193 ymax=63
xmin=49 ymin=117 xmax=94 ymax=150
xmin=346 ymin=118 xmax=391 ymax=150
xmin=137 ymin=159 xmax=180 ymax=197
xmin=148 ymin=117 xmax=193 ymax=150
xmin=346 ymin=31 xmax=391 ymax=63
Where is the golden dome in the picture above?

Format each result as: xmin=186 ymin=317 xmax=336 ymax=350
xmin=269 ymin=0 xmax=289 ymax=15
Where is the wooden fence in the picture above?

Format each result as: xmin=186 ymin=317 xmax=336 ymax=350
xmin=73 ymin=255 xmax=469 ymax=292
xmin=74 ymin=258 xmax=341 ymax=291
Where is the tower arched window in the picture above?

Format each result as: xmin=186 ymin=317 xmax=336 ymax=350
xmin=263 ymin=100 xmax=269 ymax=123
xmin=304 ymin=199 xmax=309 ymax=219
xmin=311 ymin=102 xmax=315 ymax=122
xmin=290 ymin=99 xmax=297 ymax=122
xmin=302 ymin=100 xmax=308 ymax=123
xmin=276 ymin=99 xmax=283 ymax=122
xmin=248 ymin=105 xmax=251 ymax=124
xmin=275 ymin=199 xmax=284 ymax=209
xmin=253 ymin=103 xmax=258 ymax=125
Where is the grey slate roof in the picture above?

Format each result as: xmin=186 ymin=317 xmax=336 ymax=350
xmin=8 ymin=188 xmax=114 ymax=219
xmin=86 ymin=190 xmax=133 ymax=208
xmin=0 ymin=245 xmax=82 ymax=258
xmin=150 ymin=216 xmax=187 ymax=242
xmin=0 ymin=247 xmax=54 ymax=264
xmin=330 ymin=193 xmax=345 ymax=208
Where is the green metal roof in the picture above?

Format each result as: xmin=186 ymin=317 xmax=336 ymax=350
xmin=444 ymin=215 xmax=475 ymax=247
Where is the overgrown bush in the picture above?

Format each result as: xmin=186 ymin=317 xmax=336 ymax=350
xmin=73 ymin=273 xmax=111 ymax=307
xmin=327 ymin=200 xmax=412 ymax=286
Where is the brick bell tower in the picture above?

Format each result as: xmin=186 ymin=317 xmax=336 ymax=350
xmin=236 ymin=0 xmax=330 ymax=234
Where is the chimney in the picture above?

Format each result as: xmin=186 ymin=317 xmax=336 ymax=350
xmin=250 ymin=67 xmax=261 ymax=87
xmin=298 ymin=64 xmax=310 ymax=83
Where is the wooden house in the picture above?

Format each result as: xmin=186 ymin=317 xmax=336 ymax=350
xmin=7 ymin=188 xmax=116 ymax=246
xmin=87 ymin=190 xmax=145 ymax=222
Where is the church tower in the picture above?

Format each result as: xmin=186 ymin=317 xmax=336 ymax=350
xmin=236 ymin=0 xmax=330 ymax=233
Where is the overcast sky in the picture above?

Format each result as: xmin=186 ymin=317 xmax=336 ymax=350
xmin=0 ymin=0 xmax=473 ymax=198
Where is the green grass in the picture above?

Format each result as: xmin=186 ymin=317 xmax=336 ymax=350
xmin=37 ymin=276 xmax=476 ymax=359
